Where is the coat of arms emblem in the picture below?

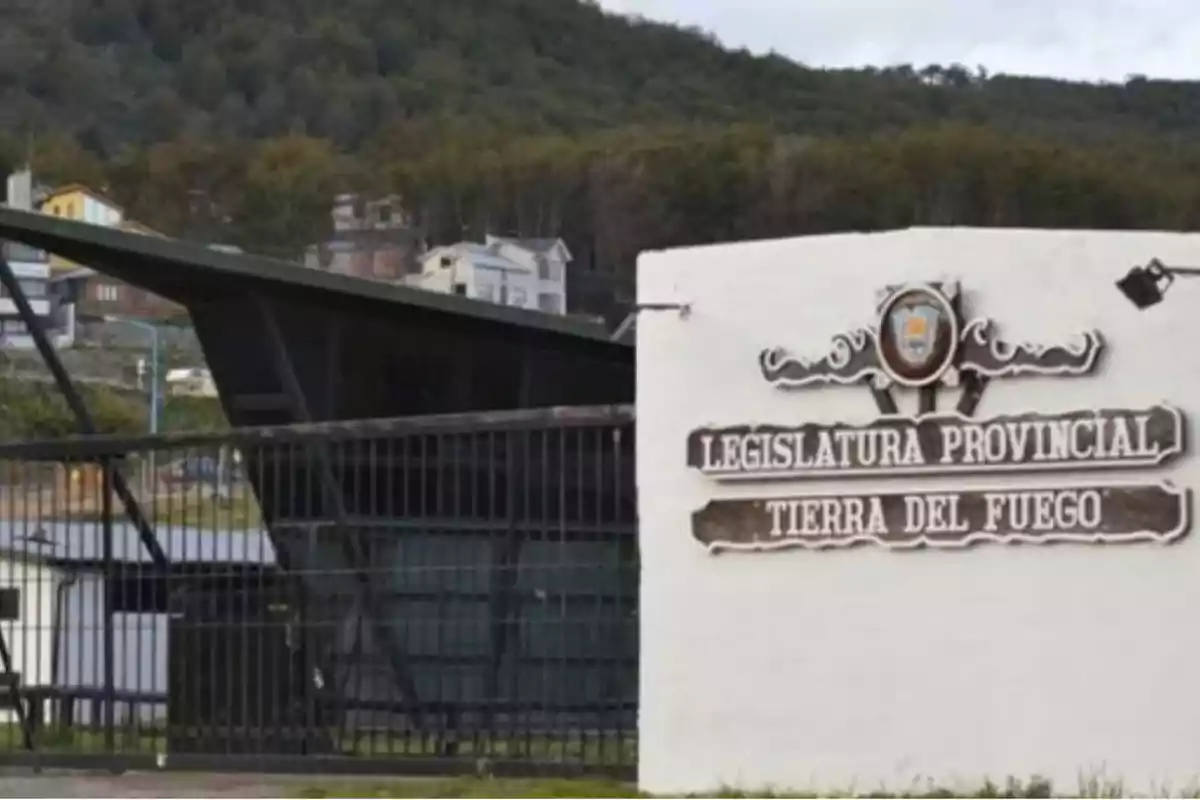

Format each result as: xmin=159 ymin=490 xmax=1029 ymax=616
xmin=757 ymin=279 xmax=1104 ymax=404
xmin=878 ymin=287 xmax=958 ymax=387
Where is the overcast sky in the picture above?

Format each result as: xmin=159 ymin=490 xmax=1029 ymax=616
xmin=595 ymin=0 xmax=1198 ymax=82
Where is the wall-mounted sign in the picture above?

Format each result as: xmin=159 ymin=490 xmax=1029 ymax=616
xmin=688 ymin=279 xmax=1191 ymax=553
xmin=692 ymin=483 xmax=1191 ymax=553
xmin=687 ymin=405 xmax=1184 ymax=480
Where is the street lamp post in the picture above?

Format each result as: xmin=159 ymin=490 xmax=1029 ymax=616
xmin=103 ymin=316 xmax=162 ymax=501
xmin=1116 ymin=258 xmax=1200 ymax=309
xmin=104 ymin=317 xmax=160 ymax=434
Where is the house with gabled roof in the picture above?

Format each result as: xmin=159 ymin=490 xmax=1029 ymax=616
xmin=406 ymin=234 xmax=570 ymax=315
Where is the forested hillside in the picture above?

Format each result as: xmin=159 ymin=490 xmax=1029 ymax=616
xmin=5 ymin=0 xmax=1200 ymax=149
xmin=4 ymin=0 xmax=1200 ymax=319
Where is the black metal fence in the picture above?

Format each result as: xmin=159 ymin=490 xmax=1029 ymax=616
xmin=0 ymin=405 xmax=637 ymax=778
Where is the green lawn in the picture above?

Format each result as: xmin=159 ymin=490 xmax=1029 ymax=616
xmin=293 ymin=777 xmax=639 ymax=798
xmin=0 ymin=723 xmax=162 ymax=754
xmin=1 ymin=726 xmax=1164 ymax=798
xmin=143 ymin=492 xmax=262 ymax=529
xmin=289 ymin=775 xmax=1184 ymax=798
xmin=0 ymin=722 xmax=632 ymax=769
xmin=65 ymin=490 xmax=263 ymax=529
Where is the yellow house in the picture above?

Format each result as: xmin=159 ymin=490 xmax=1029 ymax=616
xmin=40 ymin=183 xmax=124 ymax=226
xmin=38 ymin=184 xmax=126 ymax=272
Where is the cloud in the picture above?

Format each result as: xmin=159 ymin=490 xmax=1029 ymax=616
xmin=595 ymin=0 xmax=1199 ymax=81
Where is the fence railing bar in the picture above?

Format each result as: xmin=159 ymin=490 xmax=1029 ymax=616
xmin=0 ymin=410 xmax=638 ymax=776
xmin=0 ymin=405 xmax=636 ymax=462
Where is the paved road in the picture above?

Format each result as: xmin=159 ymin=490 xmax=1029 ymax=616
xmin=0 ymin=770 xmax=321 ymax=797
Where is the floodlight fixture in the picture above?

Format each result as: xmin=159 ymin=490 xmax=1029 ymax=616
xmin=1116 ymin=258 xmax=1200 ymax=309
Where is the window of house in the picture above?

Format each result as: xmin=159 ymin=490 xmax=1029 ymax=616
xmin=96 ymin=283 xmax=121 ymax=302
xmin=537 ymin=256 xmax=563 ymax=283
xmin=510 ymin=287 xmax=527 ymax=307
xmin=476 ymin=283 xmax=496 ymax=302
xmin=4 ymin=320 xmax=28 ymax=335
xmin=538 ymin=293 xmax=563 ymax=314
xmin=51 ymin=205 xmax=60 ymax=216
xmin=453 ymin=283 xmax=467 ymax=295
xmin=0 ymin=588 xmax=19 ymax=621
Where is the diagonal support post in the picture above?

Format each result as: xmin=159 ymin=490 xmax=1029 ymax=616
xmin=253 ymin=295 xmax=424 ymax=726
xmin=0 ymin=248 xmax=167 ymax=568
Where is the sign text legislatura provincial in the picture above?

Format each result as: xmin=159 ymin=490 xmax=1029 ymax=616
xmin=686 ymin=405 xmax=1183 ymax=480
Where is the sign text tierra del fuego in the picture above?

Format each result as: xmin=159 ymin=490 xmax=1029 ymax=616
xmin=690 ymin=483 xmax=1191 ymax=553
xmin=686 ymin=405 xmax=1184 ymax=480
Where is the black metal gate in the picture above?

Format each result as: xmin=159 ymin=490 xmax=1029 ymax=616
xmin=0 ymin=405 xmax=637 ymax=779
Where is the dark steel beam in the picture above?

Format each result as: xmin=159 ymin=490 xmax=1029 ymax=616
xmin=0 ymin=404 xmax=637 ymax=462
xmin=101 ymin=463 xmax=116 ymax=756
xmin=253 ymin=294 xmax=424 ymax=719
xmin=483 ymin=348 xmax=536 ymax=712
xmin=0 ymin=249 xmax=167 ymax=568
xmin=322 ymin=316 xmax=341 ymax=419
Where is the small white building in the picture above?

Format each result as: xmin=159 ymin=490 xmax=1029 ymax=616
xmin=405 ymin=236 xmax=570 ymax=315
xmin=165 ymin=367 xmax=218 ymax=398
xmin=0 ymin=519 xmax=277 ymax=728
xmin=0 ymin=545 xmax=60 ymax=724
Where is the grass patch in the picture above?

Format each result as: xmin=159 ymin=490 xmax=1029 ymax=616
xmin=0 ymin=724 xmax=633 ymax=771
xmin=292 ymin=777 xmax=639 ymax=798
xmin=334 ymin=732 xmax=634 ymax=764
xmin=59 ymin=489 xmax=263 ymax=530
xmin=0 ymin=723 xmax=162 ymax=755
xmin=143 ymin=492 xmax=262 ymax=529
xmin=289 ymin=774 xmax=1200 ymax=798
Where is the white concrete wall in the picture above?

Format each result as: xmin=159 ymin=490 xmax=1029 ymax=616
xmin=0 ymin=555 xmax=60 ymax=723
xmin=57 ymin=574 xmax=167 ymax=724
xmin=636 ymin=227 xmax=1200 ymax=795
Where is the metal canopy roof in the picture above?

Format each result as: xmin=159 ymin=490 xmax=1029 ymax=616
xmin=0 ymin=206 xmax=635 ymax=427
xmin=0 ymin=207 xmax=628 ymax=349
xmin=0 ymin=212 xmax=637 ymax=736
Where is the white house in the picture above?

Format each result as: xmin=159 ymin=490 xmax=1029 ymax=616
xmin=405 ymin=236 xmax=570 ymax=315
xmin=637 ymin=226 xmax=1200 ymax=795
xmin=0 ymin=242 xmax=55 ymax=350
xmin=1 ymin=170 xmax=69 ymax=349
